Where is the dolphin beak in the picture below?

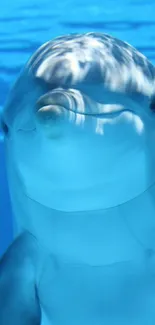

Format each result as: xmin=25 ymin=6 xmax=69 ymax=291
xmin=35 ymin=90 xmax=79 ymax=138
xmin=36 ymin=104 xmax=67 ymax=138
xmin=37 ymin=104 xmax=64 ymax=123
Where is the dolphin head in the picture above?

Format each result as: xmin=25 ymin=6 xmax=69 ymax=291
xmin=2 ymin=32 xmax=155 ymax=215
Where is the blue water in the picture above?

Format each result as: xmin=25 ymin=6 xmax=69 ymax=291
xmin=0 ymin=0 xmax=155 ymax=256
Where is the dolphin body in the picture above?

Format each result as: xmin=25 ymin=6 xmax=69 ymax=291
xmin=1 ymin=32 xmax=155 ymax=325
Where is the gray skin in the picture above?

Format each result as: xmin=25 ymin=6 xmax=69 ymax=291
xmin=1 ymin=32 xmax=155 ymax=325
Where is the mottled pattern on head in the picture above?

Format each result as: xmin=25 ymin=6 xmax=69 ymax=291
xmin=26 ymin=32 xmax=155 ymax=97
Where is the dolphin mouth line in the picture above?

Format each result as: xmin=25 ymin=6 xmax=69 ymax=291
xmin=18 ymin=108 xmax=135 ymax=133
xmin=65 ymin=108 xmax=134 ymax=119
xmin=18 ymin=109 xmax=133 ymax=132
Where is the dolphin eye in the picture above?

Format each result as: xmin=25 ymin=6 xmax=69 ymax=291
xmin=150 ymin=99 xmax=155 ymax=111
xmin=0 ymin=119 xmax=9 ymax=136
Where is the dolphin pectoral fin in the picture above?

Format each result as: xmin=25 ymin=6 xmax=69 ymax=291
xmin=0 ymin=232 xmax=41 ymax=325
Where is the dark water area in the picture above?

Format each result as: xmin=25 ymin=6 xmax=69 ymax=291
xmin=0 ymin=0 xmax=155 ymax=256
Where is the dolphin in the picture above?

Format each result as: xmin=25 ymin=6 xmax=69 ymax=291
xmin=1 ymin=32 xmax=155 ymax=325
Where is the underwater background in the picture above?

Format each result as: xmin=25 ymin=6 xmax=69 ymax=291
xmin=0 ymin=0 xmax=155 ymax=257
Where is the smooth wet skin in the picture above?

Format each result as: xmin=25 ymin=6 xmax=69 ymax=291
xmin=1 ymin=32 xmax=155 ymax=325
